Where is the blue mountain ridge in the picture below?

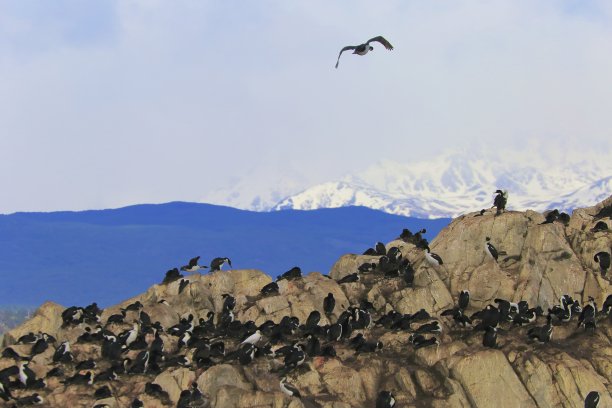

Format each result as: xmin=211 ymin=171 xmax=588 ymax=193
xmin=0 ymin=202 xmax=450 ymax=307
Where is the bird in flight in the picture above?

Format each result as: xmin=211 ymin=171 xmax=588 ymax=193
xmin=335 ymin=36 xmax=394 ymax=68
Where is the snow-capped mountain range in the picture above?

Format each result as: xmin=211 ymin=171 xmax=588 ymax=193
xmin=204 ymin=152 xmax=612 ymax=219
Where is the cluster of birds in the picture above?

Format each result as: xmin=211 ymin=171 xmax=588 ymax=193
xmin=0 ymin=196 xmax=610 ymax=408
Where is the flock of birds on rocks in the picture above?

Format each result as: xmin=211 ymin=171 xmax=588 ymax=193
xmin=0 ymin=193 xmax=610 ymax=408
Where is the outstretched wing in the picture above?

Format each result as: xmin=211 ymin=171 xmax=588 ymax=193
xmin=335 ymin=45 xmax=357 ymax=69
xmin=188 ymin=256 xmax=200 ymax=268
xmin=367 ymin=36 xmax=393 ymax=50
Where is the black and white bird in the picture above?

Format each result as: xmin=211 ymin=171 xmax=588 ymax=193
xmin=424 ymin=246 xmax=443 ymax=267
xmin=279 ymin=376 xmax=301 ymax=398
xmin=376 ymin=390 xmax=396 ymax=408
xmin=459 ymin=290 xmax=470 ymax=311
xmin=0 ymin=380 xmax=12 ymax=402
xmin=493 ymin=189 xmax=508 ymax=215
xmin=409 ymin=334 xmax=439 ymax=349
xmin=15 ymin=393 xmax=43 ymax=405
xmin=337 ymin=273 xmax=360 ymax=284
xmin=414 ymin=321 xmax=442 ymax=334
xmin=485 ymin=237 xmax=499 ymax=261
xmin=594 ymin=252 xmax=610 ymax=277
xmin=222 ymin=293 xmax=236 ymax=312
xmin=527 ymin=314 xmax=553 ymax=343
xmin=260 ymin=281 xmax=280 ymax=296
xmin=335 ymin=36 xmax=394 ymax=68
xmin=584 ymin=390 xmax=600 ymax=408
xmin=128 ymin=351 xmax=150 ymax=374
xmin=30 ymin=334 xmax=51 ymax=356
xmin=118 ymin=322 xmax=139 ymax=349
xmin=210 ymin=257 xmax=232 ymax=271
xmin=578 ymin=297 xmax=597 ymax=331
xmin=483 ymin=326 xmax=499 ymax=348
xmin=17 ymin=332 xmax=39 ymax=344
xmin=602 ymin=294 xmax=612 ymax=315
xmin=180 ymin=256 xmax=208 ymax=273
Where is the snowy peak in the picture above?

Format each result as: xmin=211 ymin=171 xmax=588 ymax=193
xmin=273 ymin=152 xmax=612 ymax=218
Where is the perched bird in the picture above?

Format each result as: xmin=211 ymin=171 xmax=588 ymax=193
xmin=222 ymin=294 xmax=236 ymax=312
xmin=584 ymin=390 xmax=600 ymax=408
xmin=241 ymin=330 xmax=262 ymax=346
xmin=527 ymin=314 xmax=553 ymax=343
xmin=30 ymin=333 xmax=51 ymax=356
xmin=483 ymin=326 xmax=499 ymax=348
xmin=210 ymin=257 xmax=232 ymax=271
xmin=355 ymin=340 xmax=383 ymax=354
xmin=279 ymin=376 xmax=301 ymax=398
xmin=94 ymin=386 xmax=112 ymax=400
xmin=180 ymin=256 xmax=207 ymax=273
xmin=337 ymin=273 xmax=360 ymax=284
xmin=178 ymin=278 xmax=190 ymax=294
xmin=458 ymin=290 xmax=470 ymax=311
xmin=131 ymin=398 xmax=145 ymax=408
xmin=260 ymin=281 xmax=280 ymax=296
xmin=409 ymin=334 xmax=439 ymax=349
xmin=278 ymin=267 xmax=302 ymax=281
xmin=75 ymin=358 xmax=96 ymax=371
xmin=414 ymin=321 xmax=442 ymax=334
xmin=424 ymin=246 xmax=443 ymax=266
xmin=594 ymin=252 xmax=610 ymax=277
xmin=602 ymin=294 xmax=612 ymax=315
xmin=162 ymin=268 xmax=183 ymax=284
xmin=145 ymin=382 xmax=170 ymax=401
xmin=493 ymin=189 xmax=508 ymax=215
xmin=485 ymin=237 xmax=499 ymax=261
xmin=335 ymin=36 xmax=394 ymax=68
xmin=17 ymin=332 xmax=39 ymax=344
xmin=376 ymin=390 xmax=396 ymax=408
xmin=324 ymin=293 xmax=336 ymax=316
xmin=591 ymin=221 xmax=608 ymax=232
xmin=14 ymin=393 xmax=43 ymax=405
xmin=0 ymin=380 xmax=12 ymax=401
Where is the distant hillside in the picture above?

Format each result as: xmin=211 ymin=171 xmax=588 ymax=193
xmin=0 ymin=307 xmax=34 ymax=336
xmin=0 ymin=202 xmax=449 ymax=307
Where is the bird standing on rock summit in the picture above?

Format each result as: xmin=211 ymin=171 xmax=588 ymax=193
xmin=335 ymin=36 xmax=394 ymax=68
xmin=210 ymin=257 xmax=232 ymax=271
xmin=493 ymin=189 xmax=508 ymax=215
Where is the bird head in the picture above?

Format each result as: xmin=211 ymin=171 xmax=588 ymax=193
xmin=369 ymin=45 xmax=374 ymax=51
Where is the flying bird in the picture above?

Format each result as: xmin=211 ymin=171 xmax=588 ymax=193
xmin=335 ymin=36 xmax=394 ymax=68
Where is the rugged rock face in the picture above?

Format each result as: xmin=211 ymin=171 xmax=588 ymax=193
xmin=2 ymin=196 xmax=611 ymax=408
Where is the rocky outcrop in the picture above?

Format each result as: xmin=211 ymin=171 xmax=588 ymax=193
xmin=1 ymin=196 xmax=611 ymax=407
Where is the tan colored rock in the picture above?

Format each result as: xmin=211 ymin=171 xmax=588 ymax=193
xmin=3 ymin=196 xmax=612 ymax=408
xmin=153 ymin=367 xmax=196 ymax=404
xmin=329 ymin=254 xmax=381 ymax=280
xmin=322 ymin=365 xmax=367 ymax=404
xmin=447 ymin=349 xmax=537 ymax=408
xmin=2 ymin=301 xmax=64 ymax=346
xmin=197 ymin=364 xmax=253 ymax=403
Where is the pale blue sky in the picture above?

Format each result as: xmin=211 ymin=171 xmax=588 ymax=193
xmin=1 ymin=1 xmax=611 ymax=213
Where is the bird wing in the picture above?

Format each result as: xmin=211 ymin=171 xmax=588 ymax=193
xmin=188 ymin=256 xmax=200 ymax=268
xmin=335 ymin=45 xmax=357 ymax=68
xmin=367 ymin=36 xmax=394 ymax=50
